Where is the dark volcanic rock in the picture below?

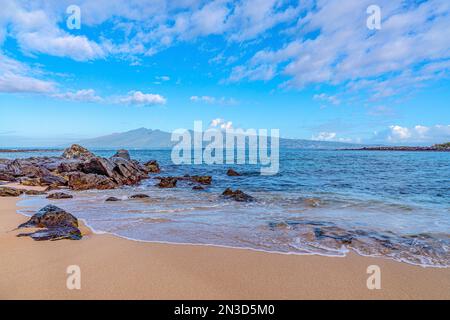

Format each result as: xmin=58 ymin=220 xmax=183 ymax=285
xmin=226 ymin=169 xmax=241 ymax=176
xmin=1 ymin=145 xmax=149 ymax=191
xmin=189 ymin=175 xmax=212 ymax=185
xmin=19 ymin=205 xmax=78 ymax=229
xmin=144 ymin=160 xmax=161 ymax=173
xmin=192 ymin=185 xmax=205 ymax=190
xmin=105 ymin=196 xmax=120 ymax=202
xmin=67 ymin=172 xmax=118 ymax=190
xmin=62 ymin=144 xmax=95 ymax=159
xmin=130 ymin=194 xmax=150 ymax=199
xmin=157 ymin=177 xmax=177 ymax=188
xmin=0 ymin=187 xmax=24 ymax=197
xmin=222 ymin=188 xmax=254 ymax=202
xmin=0 ymin=172 xmax=16 ymax=182
xmin=46 ymin=192 xmax=73 ymax=199
xmin=112 ymin=149 xmax=131 ymax=161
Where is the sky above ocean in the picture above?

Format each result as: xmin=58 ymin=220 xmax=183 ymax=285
xmin=0 ymin=0 xmax=449 ymax=146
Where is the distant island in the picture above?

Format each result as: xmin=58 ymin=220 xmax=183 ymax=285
xmin=73 ymin=127 xmax=364 ymax=150
xmin=346 ymin=142 xmax=450 ymax=152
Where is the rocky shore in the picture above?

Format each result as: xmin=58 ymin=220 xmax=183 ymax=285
xmin=0 ymin=144 xmax=254 ymax=241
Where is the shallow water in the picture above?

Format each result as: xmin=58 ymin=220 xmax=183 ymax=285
xmin=12 ymin=149 xmax=450 ymax=267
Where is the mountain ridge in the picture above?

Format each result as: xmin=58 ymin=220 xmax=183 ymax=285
xmin=74 ymin=128 xmax=363 ymax=149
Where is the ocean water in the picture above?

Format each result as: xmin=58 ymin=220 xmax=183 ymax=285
xmin=10 ymin=149 xmax=450 ymax=267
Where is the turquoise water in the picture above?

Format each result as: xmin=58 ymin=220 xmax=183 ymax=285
xmin=12 ymin=149 xmax=450 ymax=267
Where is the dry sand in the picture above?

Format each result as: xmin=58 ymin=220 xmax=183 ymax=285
xmin=0 ymin=186 xmax=449 ymax=299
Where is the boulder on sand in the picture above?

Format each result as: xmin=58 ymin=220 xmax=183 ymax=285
xmin=18 ymin=204 xmax=78 ymax=229
xmin=17 ymin=205 xmax=82 ymax=241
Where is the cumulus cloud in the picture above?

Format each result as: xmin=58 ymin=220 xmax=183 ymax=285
xmin=119 ymin=91 xmax=167 ymax=106
xmin=52 ymin=89 xmax=102 ymax=102
xmin=372 ymin=124 xmax=450 ymax=144
xmin=210 ymin=118 xmax=233 ymax=130
xmin=2 ymin=1 xmax=105 ymax=61
xmin=311 ymin=132 xmax=337 ymax=141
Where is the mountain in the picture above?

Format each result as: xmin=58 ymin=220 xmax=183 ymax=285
xmin=74 ymin=128 xmax=363 ymax=149
xmin=74 ymin=128 xmax=173 ymax=149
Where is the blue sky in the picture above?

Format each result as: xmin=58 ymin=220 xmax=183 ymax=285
xmin=0 ymin=0 xmax=450 ymax=147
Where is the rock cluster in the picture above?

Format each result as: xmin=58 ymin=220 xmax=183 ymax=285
xmin=0 ymin=144 xmax=151 ymax=191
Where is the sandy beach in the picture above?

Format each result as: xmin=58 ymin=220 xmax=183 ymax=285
xmin=0 ymin=185 xmax=449 ymax=300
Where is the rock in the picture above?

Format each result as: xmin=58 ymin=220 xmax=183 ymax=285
xmin=56 ymin=161 xmax=81 ymax=173
xmin=112 ymin=149 xmax=131 ymax=161
xmin=17 ymin=226 xmax=82 ymax=241
xmin=0 ymin=187 xmax=24 ymax=197
xmin=0 ymin=172 xmax=16 ymax=181
xmin=189 ymin=175 xmax=212 ymax=185
xmin=62 ymin=144 xmax=95 ymax=159
xmin=109 ymin=156 xmax=148 ymax=185
xmin=19 ymin=178 xmax=42 ymax=186
xmin=130 ymin=194 xmax=150 ymax=199
xmin=24 ymin=190 xmax=47 ymax=195
xmin=105 ymin=196 xmax=120 ymax=202
xmin=46 ymin=192 xmax=73 ymax=199
xmin=175 ymin=175 xmax=212 ymax=185
xmin=226 ymin=169 xmax=241 ymax=176
xmin=144 ymin=160 xmax=160 ymax=173
xmin=222 ymin=188 xmax=254 ymax=202
xmin=157 ymin=177 xmax=177 ymax=188
xmin=81 ymin=157 xmax=115 ymax=177
xmin=192 ymin=185 xmax=205 ymax=190
xmin=67 ymin=172 xmax=118 ymax=191
xmin=18 ymin=205 xmax=78 ymax=229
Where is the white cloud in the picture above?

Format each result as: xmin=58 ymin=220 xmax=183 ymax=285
xmin=190 ymin=95 xmax=237 ymax=105
xmin=0 ymin=52 xmax=55 ymax=93
xmin=119 ymin=91 xmax=167 ymax=106
xmin=229 ymin=0 xmax=450 ymax=99
xmin=312 ymin=132 xmax=337 ymax=141
xmin=371 ymin=124 xmax=450 ymax=144
xmin=0 ymin=72 xmax=55 ymax=93
xmin=210 ymin=118 xmax=233 ymax=130
xmin=156 ymin=75 xmax=170 ymax=81
xmin=313 ymin=93 xmax=340 ymax=105
xmin=388 ymin=125 xmax=412 ymax=140
xmin=1 ymin=1 xmax=105 ymax=61
xmin=52 ymin=89 xmax=102 ymax=102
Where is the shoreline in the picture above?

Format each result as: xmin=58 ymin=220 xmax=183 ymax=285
xmin=1 ymin=189 xmax=450 ymax=299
